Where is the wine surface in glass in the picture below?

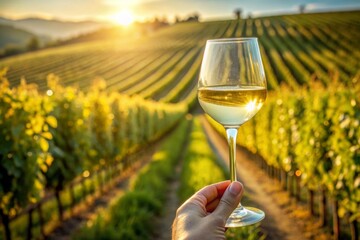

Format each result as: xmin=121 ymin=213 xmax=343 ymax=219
xmin=198 ymin=86 xmax=266 ymax=127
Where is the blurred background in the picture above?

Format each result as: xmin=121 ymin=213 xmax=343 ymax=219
xmin=0 ymin=1 xmax=359 ymax=240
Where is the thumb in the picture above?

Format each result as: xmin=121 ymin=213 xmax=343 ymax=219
xmin=213 ymin=181 xmax=243 ymax=221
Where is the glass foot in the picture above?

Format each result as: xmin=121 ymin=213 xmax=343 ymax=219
xmin=225 ymin=205 xmax=265 ymax=227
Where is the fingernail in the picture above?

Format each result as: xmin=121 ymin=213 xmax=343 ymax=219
xmin=229 ymin=181 xmax=242 ymax=196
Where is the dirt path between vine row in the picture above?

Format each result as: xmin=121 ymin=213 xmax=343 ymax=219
xmin=152 ymin=119 xmax=193 ymax=240
xmin=200 ymin=115 xmax=310 ymax=240
xmin=152 ymin=159 xmax=182 ymax=240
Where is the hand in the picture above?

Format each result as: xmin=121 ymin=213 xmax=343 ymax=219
xmin=172 ymin=181 xmax=244 ymax=240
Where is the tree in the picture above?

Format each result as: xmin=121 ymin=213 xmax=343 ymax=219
xmin=27 ymin=37 xmax=39 ymax=51
xmin=174 ymin=15 xmax=181 ymax=23
xmin=234 ymin=8 xmax=242 ymax=20
xmin=299 ymin=4 xmax=306 ymax=14
xmin=185 ymin=12 xmax=200 ymax=22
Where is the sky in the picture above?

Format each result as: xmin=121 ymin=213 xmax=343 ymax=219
xmin=0 ymin=0 xmax=359 ymax=23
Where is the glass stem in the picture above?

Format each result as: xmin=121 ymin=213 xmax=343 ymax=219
xmin=226 ymin=127 xmax=243 ymax=210
xmin=225 ymin=128 xmax=238 ymax=182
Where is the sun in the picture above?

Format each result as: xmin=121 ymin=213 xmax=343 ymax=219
xmin=111 ymin=10 xmax=134 ymax=26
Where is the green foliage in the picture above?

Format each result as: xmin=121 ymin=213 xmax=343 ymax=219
xmin=0 ymin=71 xmax=187 ymax=239
xmin=110 ymin=94 xmax=129 ymax=159
xmin=326 ymin=89 xmax=360 ymax=218
xmin=179 ymin=118 xmax=226 ymax=202
xmin=0 ymin=72 xmax=52 ymax=215
xmin=73 ymin=119 xmax=190 ymax=240
xmin=226 ymin=227 xmax=266 ymax=240
xmin=72 ymin=215 xmax=118 ymax=240
xmin=87 ymin=79 xmax=114 ymax=167
xmin=238 ymin=83 xmax=360 ymax=220
xmin=43 ymin=74 xmax=91 ymax=191
xmin=74 ymin=192 xmax=163 ymax=240
xmin=293 ymin=87 xmax=330 ymax=189
xmin=109 ymin=192 xmax=161 ymax=239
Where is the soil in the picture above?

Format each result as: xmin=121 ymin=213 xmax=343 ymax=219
xmin=151 ymin=162 xmax=182 ymax=240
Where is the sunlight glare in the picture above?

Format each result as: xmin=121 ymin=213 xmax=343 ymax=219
xmin=111 ymin=10 xmax=134 ymax=26
xmin=245 ymin=100 xmax=257 ymax=112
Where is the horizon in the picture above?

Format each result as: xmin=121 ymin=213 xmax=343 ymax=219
xmin=1 ymin=0 xmax=360 ymax=24
xmin=1 ymin=7 xmax=359 ymax=24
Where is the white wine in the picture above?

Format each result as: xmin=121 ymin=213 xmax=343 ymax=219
xmin=198 ymin=86 xmax=267 ymax=127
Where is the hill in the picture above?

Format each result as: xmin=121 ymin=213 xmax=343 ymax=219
xmin=0 ymin=24 xmax=38 ymax=49
xmin=0 ymin=16 xmax=110 ymax=40
xmin=0 ymin=10 xmax=359 ymax=103
xmin=62 ymin=21 xmax=170 ymax=45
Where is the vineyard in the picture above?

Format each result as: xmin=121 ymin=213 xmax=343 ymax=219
xmin=0 ymin=10 xmax=359 ymax=240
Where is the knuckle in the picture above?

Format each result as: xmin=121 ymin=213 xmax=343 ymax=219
xmin=220 ymin=197 xmax=234 ymax=209
xmin=211 ymin=215 xmax=226 ymax=226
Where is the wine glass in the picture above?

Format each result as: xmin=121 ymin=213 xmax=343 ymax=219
xmin=198 ymin=38 xmax=266 ymax=227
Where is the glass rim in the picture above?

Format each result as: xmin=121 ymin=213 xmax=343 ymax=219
xmin=206 ymin=37 xmax=258 ymax=43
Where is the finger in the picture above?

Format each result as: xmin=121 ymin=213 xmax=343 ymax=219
xmin=205 ymin=181 xmax=230 ymax=212
xmin=206 ymin=198 xmax=220 ymax=213
xmin=212 ymin=181 xmax=244 ymax=221
xmin=178 ymin=181 xmax=231 ymax=215
xmin=195 ymin=180 xmax=230 ymax=204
